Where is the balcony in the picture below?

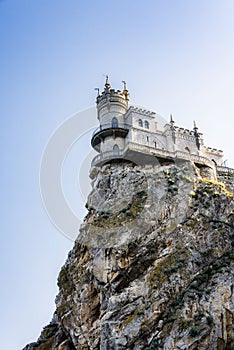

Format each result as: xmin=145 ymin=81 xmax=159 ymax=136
xmin=91 ymin=123 xmax=130 ymax=151
xmin=91 ymin=149 xmax=125 ymax=167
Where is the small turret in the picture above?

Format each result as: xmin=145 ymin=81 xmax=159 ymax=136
xmin=122 ymin=80 xmax=129 ymax=101
xmin=96 ymin=76 xmax=129 ymax=124
xmin=170 ymin=114 xmax=175 ymax=128
xmin=193 ymin=121 xmax=202 ymax=150
xmin=193 ymin=120 xmax=198 ymax=133
xmin=91 ymin=77 xmax=130 ymax=157
xmin=170 ymin=114 xmax=176 ymax=144
xmin=105 ymin=75 xmax=111 ymax=91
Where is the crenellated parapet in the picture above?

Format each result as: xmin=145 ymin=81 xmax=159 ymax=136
xmin=204 ymin=146 xmax=223 ymax=156
xmin=125 ymin=106 xmax=156 ymax=118
xmin=96 ymin=76 xmax=129 ymax=122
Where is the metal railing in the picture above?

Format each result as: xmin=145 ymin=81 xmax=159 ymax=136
xmin=91 ymin=150 xmax=125 ymax=166
xmin=91 ymin=142 xmax=218 ymax=169
xmin=92 ymin=123 xmax=131 ymax=137
xmin=217 ymin=166 xmax=234 ymax=173
xmin=91 ymin=140 xmax=232 ymax=171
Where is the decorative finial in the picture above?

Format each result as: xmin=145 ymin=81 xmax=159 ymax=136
xmin=193 ymin=120 xmax=198 ymax=131
xmin=105 ymin=75 xmax=111 ymax=91
xmin=122 ymin=80 xmax=127 ymax=91
xmin=170 ymin=114 xmax=175 ymax=127
xmin=193 ymin=121 xmax=200 ymax=149
xmin=94 ymin=87 xmax=100 ymax=96
xmin=122 ymin=80 xmax=129 ymax=100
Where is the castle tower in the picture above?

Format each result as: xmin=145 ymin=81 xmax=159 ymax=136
xmin=91 ymin=77 xmax=130 ymax=160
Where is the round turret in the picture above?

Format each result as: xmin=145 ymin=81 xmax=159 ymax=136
xmin=91 ymin=77 xmax=130 ymax=156
xmin=96 ymin=76 xmax=129 ymax=125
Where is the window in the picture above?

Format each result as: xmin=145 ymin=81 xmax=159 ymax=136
xmin=154 ymin=142 xmax=157 ymax=148
xmin=144 ymin=120 xmax=149 ymax=129
xmin=113 ymin=144 xmax=119 ymax=156
xmin=138 ymin=119 xmax=143 ymax=127
xmin=112 ymin=117 xmax=118 ymax=128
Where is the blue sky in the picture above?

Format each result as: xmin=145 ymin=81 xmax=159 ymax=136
xmin=1 ymin=1 xmax=234 ymax=349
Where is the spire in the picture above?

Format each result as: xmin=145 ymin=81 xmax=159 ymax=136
xmin=170 ymin=114 xmax=175 ymax=125
xmin=193 ymin=120 xmax=198 ymax=132
xmin=105 ymin=75 xmax=111 ymax=91
xmin=94 ymin=87 xmax=100 ymax=97
xmin=122 ymin=80 xmax=127 ymax=91
xmin=122 ymin=80 xmax=129 ymax=100
xmin=193 ymin=121 xmax=201 ymax=150
xmin=169 ymin=114 xmax=176 ymax=143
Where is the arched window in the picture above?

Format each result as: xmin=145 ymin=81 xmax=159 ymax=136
xmin=138 ymin=119 xmax=143 ymax=127
xmin=112 ymin=117 xmax=118 ymax=128
xmin=185 ymin=147 xmax=190 ymax=153
xmin=144 ymin=120 xmax=149 ymax=129
xmin=113 ymin=144 xmax=119 ymax=156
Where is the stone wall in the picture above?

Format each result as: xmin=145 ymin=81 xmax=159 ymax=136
xmin=217 ymin=171 xmax=234 ymax=193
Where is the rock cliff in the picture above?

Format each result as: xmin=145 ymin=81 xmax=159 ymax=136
xmin=24 ymin=162 xmax=234 ymax=350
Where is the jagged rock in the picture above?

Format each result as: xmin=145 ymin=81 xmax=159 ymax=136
xmin=23 ymin=316 xmax=76 ymax=350
xmin=23 ymin=163 xmax=234 ymax=350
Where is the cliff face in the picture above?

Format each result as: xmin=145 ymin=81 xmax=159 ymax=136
xmin=24 ymin=163 xmax=234 ymax=350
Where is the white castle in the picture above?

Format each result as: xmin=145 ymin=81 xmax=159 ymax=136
xmin=91 ymin=77 xmax=232 ymax=177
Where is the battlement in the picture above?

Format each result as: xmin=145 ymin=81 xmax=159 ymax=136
xmin=96 ymin=88 xmax=128 ymax=104
xmin=204 ymin=146 xmax=223 ymax=155
xmin=174 ymin=126 xmax=202 ymax=136
xmin=95 ymin=77 xmax=129 ymax=122
xmin=126 ymin=106 xmax=156 ymax=117
xmin=96 ymin=76 xmax=129 ymax=107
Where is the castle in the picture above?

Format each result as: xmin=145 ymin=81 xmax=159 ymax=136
xmin=91 ymin=77 xmax=233 ymax=177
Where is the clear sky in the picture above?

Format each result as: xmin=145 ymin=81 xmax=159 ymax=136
xmin=1 ymin=1 xmax=234 ymax=349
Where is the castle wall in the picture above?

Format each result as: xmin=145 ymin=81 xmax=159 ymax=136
xmin=175 ymin=135 xmax=199 ymax=155
xmin=217 ymin=172 xmax=234 ymax=193
xmin=125 ymin=110 xmax=167 ymax=150
xmin=204 ymin=149 xmax=224 ymax=166
xmin=129 ymin=128 xmax=167 ymax=150
xmin=125 ymin=110 xmax=157 ymax=131
xmin=101 ymin=136 xmax=126 ymax=153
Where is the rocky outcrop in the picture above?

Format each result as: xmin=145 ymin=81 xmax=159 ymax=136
xmin=23 ymin=315 xmax=75 ymax=350
xmin=24 ymin=162 xmax=234 ymax=350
